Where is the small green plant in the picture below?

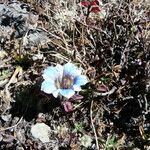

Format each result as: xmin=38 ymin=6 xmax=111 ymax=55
xmin=14 ymin=54 xmax=31 ymax=70
xmin=79 ymin=134 xmax=92 ymax=148
xmin=100 ymin=76 xmax=110 ymax=83
xmin=74 ymin=122 xmax=84 ymax=133
xmin=0 ymin=69 xmax=11 ymax=81
xmin=105 ymin=134 xmax=125 ymax=150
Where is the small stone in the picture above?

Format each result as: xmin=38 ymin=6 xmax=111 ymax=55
xmin=0 ymin=50 xmax=7 ymax=59
xmin=1 ymin=114 xmax=11 ymax=122
xmin=16 ymin=146 xmax=24 ymax=150
xmin=31 ymin=123 xmax=51 ymax=143
xmin=32 ymin=53 xmax=43 ymax=61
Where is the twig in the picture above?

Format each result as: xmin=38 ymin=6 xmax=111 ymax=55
xmin=0 ymin=117 xmax=23 ymax=132
xmin=60 ymin=30 xmax=70 ymax=52
xmin=48 ymin=39 xmax=72 ymax=54
xmin=143 ymin=94 xmax=148 ymax=112
xmin=4 ymin=66 xmax=23 ymax=102
xmin=90 ymin=100 xmax=99 ymax=150
xmin=94 ymin=86 xmax=117 ymax=97
xmin=5 ymin=66 xmax=22 ymax=88
xmin=74 ymin=19 xmax=111 ymax=38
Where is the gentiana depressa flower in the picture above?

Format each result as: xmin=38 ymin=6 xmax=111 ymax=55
xmin=41 ymin=63 xmax=88 ymax=99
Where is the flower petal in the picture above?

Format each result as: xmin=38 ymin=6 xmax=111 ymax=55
xmin=55 ymin=64 xmax=64 ymax=80
xmin=72 ymin=84 xmax=81 ymax=91
xmin=43 ymin=64 xmax=63 ymax=81
xmin=63 ymin=102 xmax=73 ymax=112
xmin=63 ymin=62 xmax=82 ymax=77
xmin=52 ymin=89 xmax=60 ymax=98
xmin=74 ymin=75 xmax=88 ymax=86
xmin=41 ymin=80 xmax=57 ymax=94
xmin=59 ymin=89 xmax=75 ymax=99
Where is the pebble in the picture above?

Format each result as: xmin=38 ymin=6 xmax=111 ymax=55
xmin=31 ymin=123 xmax=51 ymax=143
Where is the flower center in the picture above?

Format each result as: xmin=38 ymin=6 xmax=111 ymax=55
xmin=61 ymin=75 xmax=73 ymax=89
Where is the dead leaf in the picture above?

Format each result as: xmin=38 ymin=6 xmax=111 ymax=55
xmin=112 ymin=65 xmax=122 ymax=78
xmin=96 ymin=84 xmax=108 ymax=92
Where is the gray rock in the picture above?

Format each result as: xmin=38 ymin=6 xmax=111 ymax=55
xmin=31 ymin=123 xmax=51 ymax=143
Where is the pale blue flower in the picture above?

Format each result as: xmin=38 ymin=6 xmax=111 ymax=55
xmin=41 ymin=63 xmax=88 ymax=99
